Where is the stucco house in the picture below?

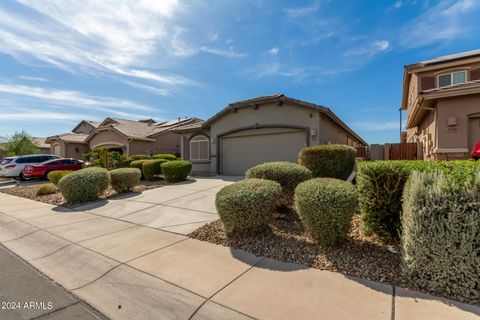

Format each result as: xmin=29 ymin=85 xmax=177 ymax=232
xmin=402 ymin=49 xmax=480 ymax=160
xmin=46 ymin=117 xmax=200 ymax=159
xmin=174 ymin=94 xmax=367 ymax=175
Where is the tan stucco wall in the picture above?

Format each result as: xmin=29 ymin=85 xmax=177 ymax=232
xmin=182 ymin=102 xmax=363 ymax=174
xmin=88 ymin=130 xmax=128 ymax=150
xmin=408 ymin=110 xmax=436 ymax=160
xmin=128 ymin=132 xmax=181 ymax=156
xmin=65 ymin=143 xmax=89 ymax=159
xmin=407 ymin=73 xmax=418 ymax=111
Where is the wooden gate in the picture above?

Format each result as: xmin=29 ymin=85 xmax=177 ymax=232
xmin=387 ymin=143 xmax=418 ymax=160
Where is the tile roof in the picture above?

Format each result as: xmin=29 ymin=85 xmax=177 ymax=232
xmin=406 ymin=49 xmax=480 ymax=70
xmin=86 ymin=120 xmax=101 ymax=128
xmin=31 ymin=137 xmax=49 ymax=149
xmin=46 ymin=133 xmax=88 ymax=143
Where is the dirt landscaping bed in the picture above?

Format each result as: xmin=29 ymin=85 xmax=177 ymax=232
xmin=0 ymin=179 xmax=167 ymax=208
xmin=190 ymin=211 xmax=478 ymax=305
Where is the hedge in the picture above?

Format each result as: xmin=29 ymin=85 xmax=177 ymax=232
xmin=58 ymin=167 xmax=110 ymax=204
xmin=245 ymin=162 xmax=312 ymax=207
xmin=357 ymin=160 xmax=480 ymax=242
xmin=47 ymin=170 xmax=73 ymax=186
xmin=402 ymin=170 xmax=480 ymax=300
xmin=130 ymin=160 xmax=148 ymax=179
xmin=142 ymin=159 xmax=168 ymax=180
xmin=152 ymin=154 xmax=177 ymax=161
xmin=298 ymin=144 xmax=356 ymax=180
xmin=161 ymin=160 xmax=192 ymax=182
xmin=128 ymin=154 xmax=151 ymax=162
xmin=110 ymin=168 xmax=141 ymax=193
xmin=36 ymin=183 xmax=58 ymax=196
xmin=216 ymin=178 xmax=282 ymax=234
xmin=295 ymin=178 xmax=358 ymax=245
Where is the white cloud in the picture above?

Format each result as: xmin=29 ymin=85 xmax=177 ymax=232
xmin=244 ymin=63 xmax=307 ymax=80
xmin=0 ymin=84 xmax=153 ymax=114
xmin=284 ymin=3 xmax=320 ymax=18
xmin=123 ymin=81 xmax=170 ymax=96
xmin=18 ymin=76 xmax=48 ymax=82
xmin=0 ymin=110 xmax=87 ymax=122
xmin=343 ymin=40 xmax=390 ymax=58
xmin=400 ymin=0 xmax=480 ymax=48
xmin=200 ymin=46 xmax=246 ymax=58
xmin=353 ymin=121 xmax=399 ymax=131
xmin=268 ymin=47 xmax=279 ymax=55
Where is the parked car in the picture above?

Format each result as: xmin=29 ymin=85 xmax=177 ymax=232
xmin=0 ymin=154 xmax=60 ymax=180
xmin=472 ymin=141 xmax=480 ymax=160
xmin=23 ymin=158 xmax=84 ymax=180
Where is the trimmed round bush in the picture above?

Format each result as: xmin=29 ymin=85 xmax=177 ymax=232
xmin=110 ymin=168 xmax=141 ymax=193
xmin=128 ymin=154 xmax=151 ymax=162
xmin=130 ymin=160 xmax=148 ymax=179
xmin=295 ymin=178 xmax=358 ymax=245
xmin=58 ymin=167 xmax=110 ymax=204
xmin=245 ymin=162 xmax=312 ymax=207
xmin=402 ymin=170 xmax=480 ymax=300
xmin=36 ymin=183 xmax=58 ymax=196
xmin=216 ymin=178 xmax=282 ymax=234
xmin=161 ymin=160 xmax=192 ymax=182
xmin=142 ymin=159 xmax=168 ymax=181
xmin=152 ymin=153 xmax=177 ymax=161
xmin=47 ymin=170 xmax=73 ymax=186
xmin=298 ymin=144 xmax=356 ymax=180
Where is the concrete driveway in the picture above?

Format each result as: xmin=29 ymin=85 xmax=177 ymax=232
xmin=0 ymin=176 xmax=479 ymax=320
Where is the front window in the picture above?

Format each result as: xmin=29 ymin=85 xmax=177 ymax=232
xmin=438 ymin=70 xmax=466 ymax=87
xmin=189 ymin=135 xmax=209 ymax=161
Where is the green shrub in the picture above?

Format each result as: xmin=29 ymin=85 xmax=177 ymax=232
xmin=128 ymin=154 xmax=151 ymax=162
xmin=161 ymin=160 xmax=192 ymax=182
xmin=130 ymin=160 xmax=148 ymax=179
xmin=47 ymin=170 xmax=73 ymax=186
xmin=298 ymin=144 xmax=356 ymax=180
xmin=401 ymin=170 xmax=480 ymax=300
xmin=142 ymin=159 xmax=168 ymax=181
xmin=216 ymin=179 xmax=282 ymax=234
xmin=245 ymin=162 xmax=312 ymax=207
xmin=357 ymin=160 xmax=480 ymax=242
xmin=58 ymin=167 xmax=110 ymax=204
xmin=295 ymin=178 xmax=358 ymax=245
xmin=36 ymin=183 xmax=58 ymax=196
xmin=152 ymin=153 xmax=177 ymax=161
xmin=110 ymin=168 xmax=141 ymax=193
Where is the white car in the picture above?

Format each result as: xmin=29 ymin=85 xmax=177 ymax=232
xmin=0 ymin=154 xmax=60 ymax=180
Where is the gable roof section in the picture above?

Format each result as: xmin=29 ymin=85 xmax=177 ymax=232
xmin=71 ymin=120 xmax=101 ymax=133
xmin=45 ymin=133 xmax=88 ymax=144
xmin=195 ymin=94 xmax=367 ymax=145
xmin=406 ymin=49 xmax=480 ymax=71
xmin=31 ymin=137 xmax=49 ymax=149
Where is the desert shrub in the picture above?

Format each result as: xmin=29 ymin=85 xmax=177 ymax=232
xmin=295 ymin=178 xmax=358 ymax=245
xmin=47 ymin=170 xmax=73 ymax=186
xmin=128 ymin=154 xmax=151 ymax=162
xmin=245 ymin=162 xmax=312 ymax=207
xmin=357 ymin=160 xmax=480 ymax=242
xmin=110 ymin=168 xmax=141 ymax=193
xmin=216 ymin=178 xmax=282 ymax=234
xmin=401 ymin=170 xmax=480 ymax=300
xmin=130 ymin=160 xmax=148 ymax=179
xmin=152 ymin=153 xmax=177 ymax=161
xmin=142 ymin=159 xmax=168 ymax=181
xmin=36 ymin=183 xmax=58 ymax=196
xmin=58 ymin=167 xmax=110 ymax=204
xmin=161 ymin=160 xmax=192 ymax=182
xmin=298 ymin=144 xmax=356 ymax=180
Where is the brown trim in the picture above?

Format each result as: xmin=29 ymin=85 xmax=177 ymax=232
xmin=216 ymin=124 xmax=310 ymax=174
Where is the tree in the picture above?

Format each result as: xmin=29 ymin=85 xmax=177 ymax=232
xmin=0 ymin=131 xmax=39 ymax=157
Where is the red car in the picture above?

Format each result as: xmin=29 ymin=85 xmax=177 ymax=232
xmin=472 ymin=142 xmax=480 ymax=160
xmin=23 ymin=158 xmax=84 ymax=180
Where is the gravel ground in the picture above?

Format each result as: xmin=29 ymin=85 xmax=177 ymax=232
xmin=0 ymin=179 xmax=166 ymax=208
xmin=190 ymin=211 xmax=479 ymax=305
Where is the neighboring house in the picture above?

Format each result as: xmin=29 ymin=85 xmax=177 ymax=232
xmin=46 ymin=117 xmax=201 ymax=159
xmin=402 ymin=49 xmax=480 ymax=160
xmin=31 ymin=137 xmax=51 ymax=154
xmin=173 ymin=94 xmax=367 ymax=175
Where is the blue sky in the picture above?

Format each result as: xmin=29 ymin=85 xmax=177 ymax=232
xmin=0 ymin=0 xmax=479 ymax=144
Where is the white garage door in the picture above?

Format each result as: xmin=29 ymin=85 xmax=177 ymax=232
xmin=53 ymin=144 xmax=61 ymax=156
xmin=220 ymin=127 xmax=307 ymax=175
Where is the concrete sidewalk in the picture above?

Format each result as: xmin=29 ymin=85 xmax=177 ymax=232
xmin=0 ymin=176 xmax=479 ymax=320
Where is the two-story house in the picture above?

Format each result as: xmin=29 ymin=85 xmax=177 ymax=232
xmin=402 ymin=49 xmax=480 ymax=160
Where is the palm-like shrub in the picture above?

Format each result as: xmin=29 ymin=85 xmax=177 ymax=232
xmin=245 ymin=162 xmax=312 ymax=207
xmin=216 ymin=178 xmax=282 ymax=234
xmin=295 ymin=178 xmax=358 ymax=245
xmin=58 ymin=167 xmax=110 ymax=204
xmin=110 ymin=168 xmax=141 ymax=193
xmin=298 ymin=144 xmax=356 ymax=180
xmin=161 ymin=160 xmax=192 ymax=182
xmin=142 ymin=159 xmax=168 ymax=180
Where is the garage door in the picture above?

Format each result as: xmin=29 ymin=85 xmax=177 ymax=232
xmin=53 ymin=144 xmax=61 ymax=156
xmin=469 ymin=116 xmax=480 ymax=153
xmin=220 ymin=127 xmax=307 ymax=175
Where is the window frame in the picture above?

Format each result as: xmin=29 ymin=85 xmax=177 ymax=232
xmin=437 ymin=70 xmax=467 ymax=88
xmin=189 ymin=135 xmax=210 ymax=162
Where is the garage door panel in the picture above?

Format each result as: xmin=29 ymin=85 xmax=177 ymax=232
xmin=221 ymin=129 xmax=306 ymax=175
